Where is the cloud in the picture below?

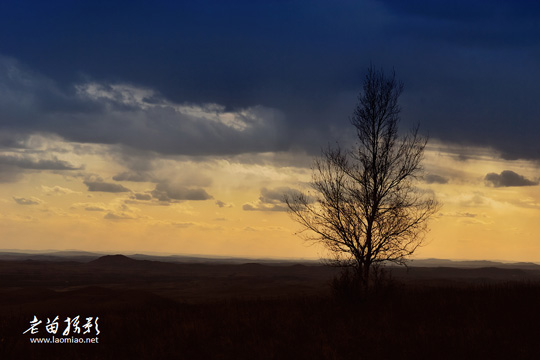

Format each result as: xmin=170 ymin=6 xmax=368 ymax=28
xmin=242 ymin=203 xmax=288 ymax=212
xmin=2 ymin=2 xmax=540 ymax=161
xmin=71 ymin=202 xmax=138 ymax=216
xmin=215 ymin=200 xmax=233 ymax=208
xmin=507 ymin=198 xmax=540 ymax=210
xmin=84 ymin=180 xmax=131 ymax=193
xmin=85 ymin=206 xmax=107 ymax=212
xmin=459 ymin=192 xmax=490 ymax=208
xmin=73 ymin=92 xmax=289 ymax=156
xmin=131 ymin=193 xmax=152 ymax=201
xmin=0 ymin=57 xmax=291 ymax=157
xmin=0 ymin=164 xmax=23 ymax=183
xmin=112 ymin=171 xmax=153 ymax=182
xmin=104 ymin=212 xmax=135 ymax=220
xmin=243 ymin=187 xmax=309 ymax=212
xmin=41 ymin=185 xmax=79 ymax=195
xmin=484 ymin=170 xmax=538 ymax=187
xmin=260 ymin=187 xmax=305 ymax=204
xmin=442 ymin=212 xmax=477 ymax=218
xmin=13 ymin=196 xmax=42 ymax=205
xmin=424 ymin=174 xmax=449 ymax=184
xmin=0 ymin=134 xmax=83 ymax=183
xmin=0 ymin=154 xmax=81 ymax=170
xmin=70 ymin=202 xmax=109 ymax=212
xmin=0 ymin=152 xmax=81 ymax=183
xmin=150 ymin=182 xmax=213 ymax=202
xmin=171 ymin=222 xmax=195 ymax=228
xmin=243 ymin=225 xmax=287 ymax=232
xmin=101 ymin=203 xmax=140 ymax=220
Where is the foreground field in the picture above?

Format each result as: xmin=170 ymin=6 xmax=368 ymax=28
xmin=1 ymin=256 xmax=540 ymax=359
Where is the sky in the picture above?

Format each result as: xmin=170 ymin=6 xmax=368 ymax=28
xmin=0 ymin=0 xmax=539 ymax=261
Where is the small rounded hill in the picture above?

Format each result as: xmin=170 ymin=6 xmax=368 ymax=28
xmin=89 ymin=254 xmax=138 ymax=266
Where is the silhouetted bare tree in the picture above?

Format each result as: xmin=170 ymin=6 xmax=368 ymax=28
xmin=285 ymin=67 xmax=439 ymax=292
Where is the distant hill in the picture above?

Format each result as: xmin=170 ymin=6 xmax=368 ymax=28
xmin=88 ymin=254 xmax=139 ymax=266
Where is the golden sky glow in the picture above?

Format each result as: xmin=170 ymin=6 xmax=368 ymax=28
xmin=1 ymin=135 xmax=539 ymax=262
xmin=2 ymin=1 xmax=540 ymax=264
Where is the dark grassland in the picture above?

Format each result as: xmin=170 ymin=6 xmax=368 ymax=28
xmin=1 ymin=255 xmax=540 ymax=359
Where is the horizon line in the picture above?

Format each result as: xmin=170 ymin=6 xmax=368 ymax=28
xmin=1 ymin=248 xmax=539 ymax=265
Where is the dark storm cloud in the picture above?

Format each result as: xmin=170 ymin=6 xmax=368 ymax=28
xmin=0 ymin=1 xmax=539 ymax=159
xmin=0 ymin=56 xmax=102 ymax=123
xmin=84 ymin=181 xmax=131 ymax=193
xmin=0 ymin=56 xmax=291 ymax=156
xmin=377 ymin=0 xmax=540 ymax=160
xmin=484 ymin=170 xmax=538 ymax=187
xmin=382 ymin=0 xmax=540 ymax=37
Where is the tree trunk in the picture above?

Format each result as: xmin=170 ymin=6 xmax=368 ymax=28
xmin=354 ymin=261 xmax=371 ymax=294
xmin=363 ymin=261 xmax=371 ymax=292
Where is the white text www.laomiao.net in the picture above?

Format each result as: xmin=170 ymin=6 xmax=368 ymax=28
xmin=29 ymin=336 xmax=99 ymax=344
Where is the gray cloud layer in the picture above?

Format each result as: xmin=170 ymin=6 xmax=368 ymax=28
xmin=0 ymin=57 xmax=291 ymax=156
xmin=1 ymin=2 xmax=540 ymax=160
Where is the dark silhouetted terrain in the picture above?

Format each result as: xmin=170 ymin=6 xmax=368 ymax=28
xmin=1 ymin=253 xmax=540 ymax=359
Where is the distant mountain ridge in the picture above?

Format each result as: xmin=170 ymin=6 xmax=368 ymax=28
xmin=0 ymin=250 xmax=539 ymax=270
xmin=407 ymin=258 xmax=540 ymax=270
